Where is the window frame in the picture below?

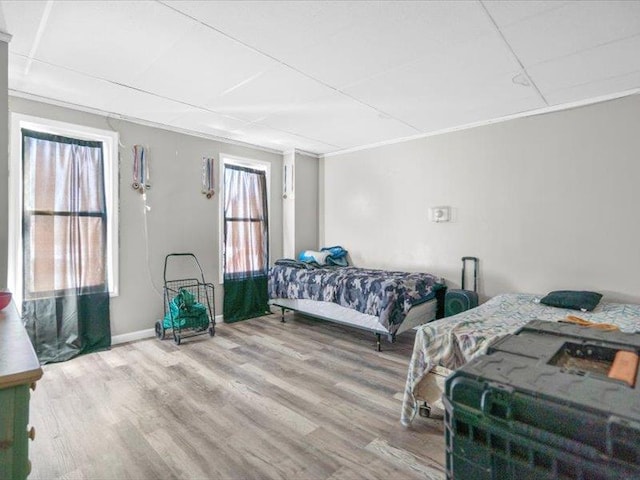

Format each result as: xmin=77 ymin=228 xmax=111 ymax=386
xmin=218 ymin=153 xmax=271 ymax=285
xmin=9 ymin=113 xmax=120 ymax=304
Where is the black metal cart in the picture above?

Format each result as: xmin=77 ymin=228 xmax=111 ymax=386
xmin=155 ymin=253 xmax=215 ymax=345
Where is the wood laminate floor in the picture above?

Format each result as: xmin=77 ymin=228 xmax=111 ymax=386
xmin=29 ymin=313 xmax=446 ymax=480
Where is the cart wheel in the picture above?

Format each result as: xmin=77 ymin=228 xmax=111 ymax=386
xmin=208 ymin=326 xmax=215 ymax=337
xmin=155 ymin=321 xmax=165 ymax=340
xmin=418 ymin=402 xmax=431 ymax=418
xmin=174 ymin=334 xmax=181 ymax=345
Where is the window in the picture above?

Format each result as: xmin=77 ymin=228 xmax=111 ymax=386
xmin=9 ymin=114 xmax=119 ymax=304
xmin=219 ymin=154 xmax=270 ymax=283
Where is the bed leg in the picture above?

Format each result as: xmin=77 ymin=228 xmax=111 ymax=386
xmin=376 ymin=333 xmax=381 ymax=352
xmin=280 ymin=307 xmax=286 ymax=323
xmin=418 ymin=402 xmax=432 ymax=418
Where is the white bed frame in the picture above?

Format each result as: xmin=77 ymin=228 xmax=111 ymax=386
xmin=269 ymin=297 xmax=440 ymax=351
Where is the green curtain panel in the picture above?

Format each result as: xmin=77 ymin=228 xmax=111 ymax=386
xmin=23 ymin=292 xmax=111 ymax=363
xmin=21 ymin=129 xmax=111 ymax=363
xmin=223 ymin=276 xmax=269 ymax=323
xmin=223 ymin=164 xmax=270 ymax=323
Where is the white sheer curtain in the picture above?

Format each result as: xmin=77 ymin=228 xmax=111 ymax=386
xmin=22 ymin=129 xmax=110 ymax=363
xmin=223 ymin=164 xmax=269 ymax=323
xmin=23 ymin=132 xmax=107 ymax=296
xmin=223 ymin=165 xmax=268 ymax=279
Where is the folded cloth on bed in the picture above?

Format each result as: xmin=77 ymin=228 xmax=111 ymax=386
xmin=400 ymin=292 xmax=640 ymax=426
xmin=275 ymin=258 xmax=343 ymax=270
xmin=276 ymin=258 xmax=320 ymax=270
xmin=321 ymin=246 xmax=349 ymax=266
xmin=563 ymin=315 xmax=619 ymax=331
xmin=268 ymin=264 xmax=444 ymax=331
xmin=297 ymin=246 xmax=349 ymax=267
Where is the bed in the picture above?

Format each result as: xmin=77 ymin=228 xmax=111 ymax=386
xmin=401 ymin=292 xmax=640 ymax=426
xmin=268 ymin=260 xmax=446 ymax=350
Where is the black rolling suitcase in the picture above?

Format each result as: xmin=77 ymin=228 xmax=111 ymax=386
xmin=445 ymin=256 xmax=479 ymax=317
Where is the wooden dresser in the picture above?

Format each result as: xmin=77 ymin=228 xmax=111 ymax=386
xmin=0 ymin=301 xmax=42 ymax=479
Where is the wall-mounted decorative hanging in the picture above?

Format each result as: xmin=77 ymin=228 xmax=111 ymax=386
xmin=132 ymin=144 xmax=150 ymax=193
xmin=202 ymin=156 xmax=215 ymax=199
xmin=283 ymin=164 xmax=294 ymax=199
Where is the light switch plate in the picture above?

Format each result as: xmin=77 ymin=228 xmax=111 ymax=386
xmin=429 ymin=206 xmax=450 ymax=223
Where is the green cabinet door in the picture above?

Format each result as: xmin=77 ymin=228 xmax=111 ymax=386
xmin=0 ymin=385 xmax=31 ymax=480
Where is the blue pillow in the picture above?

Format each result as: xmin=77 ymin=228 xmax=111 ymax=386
xmin=298 ymin=250 xmax=330 ymax=265
xmin=540 ymin=290 xmax=602 ymax=312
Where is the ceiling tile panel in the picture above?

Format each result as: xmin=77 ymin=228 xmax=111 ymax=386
xmin=499 ymin=1 xmax=640 ymax=67
xmin=343 ymin=32 xmax=527 ymax=127
xmin=8 ymin=54 xmax=122 ymax=113
xmin=0 ymin=1 xmax=49 ymax=56
xmin=103 ymin=89 xmax=195 ymax=126
xmin=229 ymin=123 xmax=338 ymax=154
xmin=167 ymin=108 xmax=250 ymax=139
xmin=260 ymin=90 xmax=419 ymax=148
xmin=204 ymin=65 xmax=333 ymax=123
xmin=416 ymin=94 xmax=545 ymax=134
xmin=33 ymin=1 xmax=195 ymax=85
xmin=131 ymin=23 xmax=276 ymax=106
xmin=483 ymin=1 xmax=569 ymax=28
xmin=544 ymin=70 xmax=640 ymax=105
xmin=5 ymin=1 xmax=640 ymax=155
xmin=272 ymin=1 xmax=494 ymax=88
xmin=9 ymin=53 xmax=203 ymax=128
xmin=398 ymin=76 xmax=543 ymax=133
xmin=167 ymin=1 xmax=494 ymax=89
xmin=529 ymin=35 xmax=640 ymax=94
xmin=163 ymin=0 xmax=356 ymax=59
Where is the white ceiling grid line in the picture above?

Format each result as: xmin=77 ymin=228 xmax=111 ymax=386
xmin=478 ymin=0 xmax=548 ymax=106
xmin=1 ymin=1 xmax=639 ymax=155
xmin=481 ymin=1 xmax=571 ymax=29
xmin=22 ymin=0 xmax=52 ymax=76
xmin=159 ymin=0 xmax=424 ymax=132
xmin=500 ymin=1 xmax=640 ymax=66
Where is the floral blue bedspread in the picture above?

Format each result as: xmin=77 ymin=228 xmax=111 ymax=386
xmin=268 ymin=263 xmax=445 ymax=332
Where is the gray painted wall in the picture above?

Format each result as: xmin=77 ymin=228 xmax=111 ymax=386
xmin=294 ymin=151 xmax=319 ymax=253
xmin=322 ymin=94 xmax=640 ymax=303
xmin=0 ymin=41 xmax=7 ymax=289
xmin=8 ymin=96 xmax=283 ymax=336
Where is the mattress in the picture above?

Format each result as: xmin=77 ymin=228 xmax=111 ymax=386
xmin=269 ymin=297 xmax=438 ymax=336
xmin=400 ymin=292 xmax=640 ymax=426
xmin=269 ymin=263 xmax=445 ymax=335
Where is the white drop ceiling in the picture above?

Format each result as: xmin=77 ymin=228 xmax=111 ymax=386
xmin=2 ymin=0 xmax=640 ymax=155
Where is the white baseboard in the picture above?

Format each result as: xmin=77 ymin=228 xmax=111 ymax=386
xmin=111 ymin=315 xmax=224 ymax=345
xmin=112 ymin=328 xmax=155 ymax=345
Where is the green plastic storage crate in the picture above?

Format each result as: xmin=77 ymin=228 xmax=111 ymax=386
xmin=444 ymin=320 xmax=640 ymax=480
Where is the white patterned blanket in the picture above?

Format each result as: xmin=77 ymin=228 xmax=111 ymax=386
xmin=401 ymin=293 xmax=640 ymax=426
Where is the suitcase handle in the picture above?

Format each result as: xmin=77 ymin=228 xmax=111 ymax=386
xmin=461 ymin=257 xmax=479 ymax=292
